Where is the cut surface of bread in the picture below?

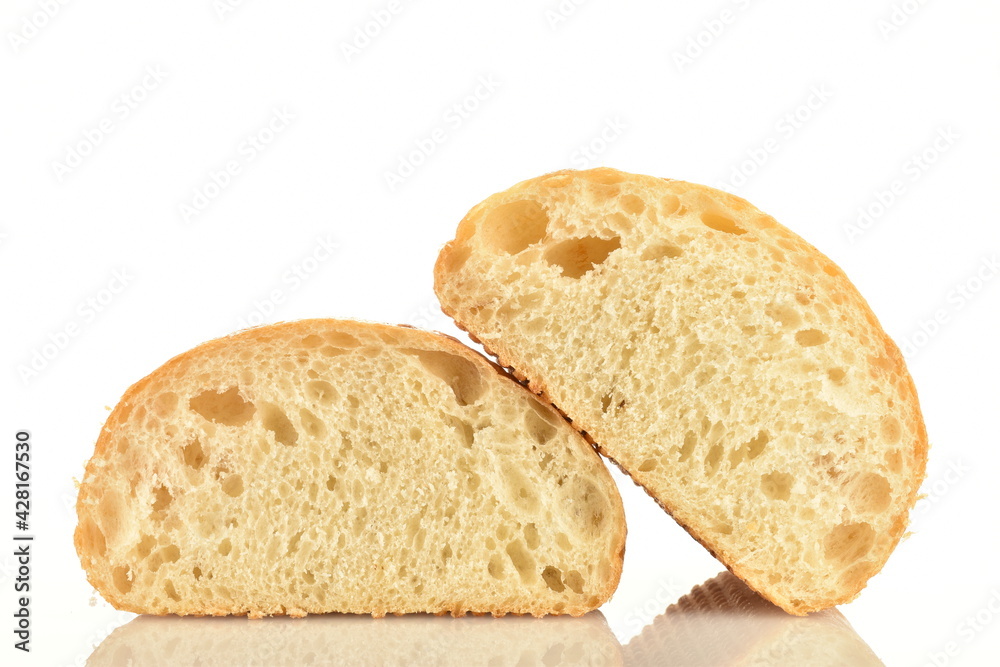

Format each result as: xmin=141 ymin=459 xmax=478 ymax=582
xmin=624 ymin=572 xmax=884 ymax=666
xmin=87 ymin=613 xmax=624 ymax=666
xmin=75 ymin=319 xmax=626 ymax=617
xmin=434 ymin=168 xmax=927 ymax=614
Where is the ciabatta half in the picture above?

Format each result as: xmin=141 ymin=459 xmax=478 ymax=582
xmin=75 ymin=320 xmax=626 ymax=617
xmin=434 ymin=168 xmax=927 ymax=614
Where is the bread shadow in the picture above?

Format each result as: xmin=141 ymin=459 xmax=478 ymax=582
xmin=623 ymin=571 xmax=884 ymax=666
xmin=85 ymin=611 xmax=624 ymax=666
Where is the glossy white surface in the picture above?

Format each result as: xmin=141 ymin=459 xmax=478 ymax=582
xmin=2 ymin=1 xmax=998 ymax=665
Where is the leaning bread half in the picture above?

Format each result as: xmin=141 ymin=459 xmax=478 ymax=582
xmin=434 ymin=168 xmax=927 ymax=614
xmin=75 ymin=319 xmax=626 ymax=617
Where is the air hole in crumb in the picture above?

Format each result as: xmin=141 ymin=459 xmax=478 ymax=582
xmin=506 ymin=540 xmax=536 ymax=582
xmin=261 ymin=403 xmax=299 ymax=446
xmin=189 ymin=387 xmax=256 ymax=426
xmin=619 ymin=194 xmax=646 ymax=215
xmin=112 ymin=566 xmax=132 ymax=594
xmin=152 ymin=392 xmax=179 ymax=418
xmin=323 ymin=332 xmax=360 ymax=348
xmin=447 ymin=417 xmax=475 ymax=448
xmin=638 ymin=459 xmax=658 ymax=472
xmin=523 ymin=523 xmax=540 ymax=550
xmin=766 ymin=304 xmax=802 ymax=329
xmin=152 ymin=486 xmax=173 ymax=514
xmin=300 ymin=335 xmax=324 ymax=348
xmin=218 ymin=539 xmax=232 ymax=556
xmin=183 ymin=438 xmax=206 ymax=470
xmin=407 ymin=349 xmax=485 ymax=406
xmin=221 ymin=474 xmax=244 ymax=497
xmin=824 ymin=522 xmax=876 ymax=565
xmin=881 ymin=416 xmax=902 ymax=444
xmin=163 ymin=579 xmax=181 ymax=602
xmin=524 ymin=407 xmax=557 ymax=445
xmin=192 ymin=567 xmax=202 ymax=580
xmin=761 ymin=472 xmax=794 ymax=501
xmin=827 ymin=368 xmax=847 ymax=384
xmin=542 ymin=566 xmax=565 ymax=592
xmin=299 ymin=408 xmax=327 ymax=439
xmin=849 ymin=473 xmax=892 ymax=514
xmin=482 ymin=200 xmax=549 ymax=254
xmin=564 ymin=570 xmax=585 ymax=594
xmin=305 ymin=381 xmax=337 ymax=405
xmin=678 ymin=431 xmax=697 ymax=463
xmin=745 ymin=431 xmax=770 ymax=459
xmin=701 ymin=211 xmax=746 ymax=235
xmin=704 ymin=444 xmax=724 ymax=475
xmin=442 ymin=243 xmax=472 ymax=272
xmin=640 ymin=243 xmax=683 ymax=261
xmin=488 ymin=554 xmax=505 ymax=579
xmin=659 ymin=194 xmax=681 ymax=216
xmin=545 ymin=236 xmax=621 ymax=279
xmin=78 ymin=518 xmax=106 ymax=557
xmin=303 ymin=571 xmax=315 ymax=584
xmin=587 ymin=168 xmax=625 ymax=185
xmin=137 ymin=534 xmax=157 ymax=560
xmin=796 ymin=329 xmax=829 ymax=347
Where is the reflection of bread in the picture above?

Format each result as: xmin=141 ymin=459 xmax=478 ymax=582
xmin=87 ymin=613 xmax=624 ymax=666
xmin=624 ymin=572 xmax=884 ymax=666
xmin=75 ymin=320 xmax=626 ymax=617
xmin=435 ymin=168 xmax=927 ymax=614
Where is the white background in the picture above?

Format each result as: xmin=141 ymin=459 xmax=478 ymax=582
xmin=2 ymin=1 xmax=999 ymax=665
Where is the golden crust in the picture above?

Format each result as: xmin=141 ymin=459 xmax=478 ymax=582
xmin=75 ymin=319 xmax=626 ymax=618
xmin=434 ymin=167 xmax=928 ymax=615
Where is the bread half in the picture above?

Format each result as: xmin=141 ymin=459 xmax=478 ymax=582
xmin=75 ymin=319 xmax=626 ymax=617
xmin=86 ymin=613 xmax=624 ymax=666
xmin=624 ymin=572 xmax=884 ymax=665
xmin=434 ymin=168 xmax=927 ymax=614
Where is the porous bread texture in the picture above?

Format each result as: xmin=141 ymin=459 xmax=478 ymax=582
xmin=623 ymin=572 xmax=884 ymax=666
xmin=75 ymin=319 xmax=626 ymax=618
xmin=434 ymin=168 xmax=928 ymax=615
xmin=87 ymin=613 xmax=623 ymax=666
